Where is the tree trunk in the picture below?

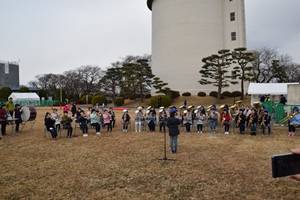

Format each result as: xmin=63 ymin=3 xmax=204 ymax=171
xmin=240 ymin=70 xmax=245 ymax=100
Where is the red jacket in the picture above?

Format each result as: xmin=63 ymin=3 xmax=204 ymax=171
xmin=220 ymin=113 xmax=230 ymax=123
xmin=0 ymin=109 xmax=8 ymax=120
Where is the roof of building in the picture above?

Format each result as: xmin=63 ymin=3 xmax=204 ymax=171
xmin=248 ymin=82 xmax=299 ymax=95
xmin=147 ymin=0 xmax=153 ymax=10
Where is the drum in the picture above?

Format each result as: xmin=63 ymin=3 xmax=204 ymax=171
xmin=21 ymin=106 xmax=37 ymax=121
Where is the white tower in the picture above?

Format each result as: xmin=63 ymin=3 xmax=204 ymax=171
xmin=147 ymin=0 xmax=247 ymax=95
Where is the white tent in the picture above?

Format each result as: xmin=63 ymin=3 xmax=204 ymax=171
xmin=8 ymin=93 xmax=40 ymax=106
xmin=247 ymin=83 xmax=299 ymax=105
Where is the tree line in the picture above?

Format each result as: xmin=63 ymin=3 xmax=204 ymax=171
xmin=23 ymin=46 xmax=300 ymax=103
xmin=199 ymin=47 xmax=300 ymax=103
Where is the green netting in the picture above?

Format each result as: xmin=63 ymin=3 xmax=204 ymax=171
xmin=0 ymin=100 xmax=58 ymax=107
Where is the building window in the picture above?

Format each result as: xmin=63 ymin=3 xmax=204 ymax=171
xmin=230 ymin=12 xmax=235 ymax=21
xmin=231 ymin=32 xmax=236 ymax=41
xmin=4 ymin=62 xmax=9 ymax=74
xmin=232 ymin=71 xmax=237 ymax=79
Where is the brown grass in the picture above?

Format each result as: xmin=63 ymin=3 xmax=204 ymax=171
xmin=1 ymin=100 xmax=300 ymax=199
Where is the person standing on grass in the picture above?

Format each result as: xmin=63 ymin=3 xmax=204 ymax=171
xmin=6 ymin=97 xmax=14 ymax=117
xmin=121 ymin=109 xmax=130 ymax=132
xmin=71 ymin=103 xmax=77 ymax=117
xmin=147 ymin=110 xmax=156 ymax=133
xmin=103 ymin=109 xmax=112 ymax=133
xmin=44 ymin=112 xmax=58 ymax=141
xmin=0 ymin=104 xmax=8 ymax=136
xmin=167 ymin=108 xmax=181 ymax=154
xmin=14 ymin=104 xmax=23 ymax=133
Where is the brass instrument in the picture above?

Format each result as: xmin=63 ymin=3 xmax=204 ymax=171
xmin=237 ymin=114 xmax=241 ymax=127
xmin=253 ymin=101 xmax=260 ymax=110
xmin=236 ymin=100 xmax=243 ymax=108
xmin=219 ymin=104 xmax=225 ymax=114
xmin=279 ymin=112 xmax=295 ymax=124
xmin=207 ymin=105 xmax=213 ymax=112
xmin=248 ymin=114 xmax=253 ymax=127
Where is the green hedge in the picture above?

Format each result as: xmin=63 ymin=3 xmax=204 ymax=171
xmin=0 ymin=87 xmax=12 ymax=100
xmin=209 ymin=91 xmax=225 ymax=99
xmin=114 ymin=97 xmax=124 ymax=106
xmin=91 ymin=95 xmax=105 ymax=106
xmin=80 ymin=95 xmax=93 ymax=104
xmin=150 ymin=95 xmax=171 ymax=108
xmin=182 ymin=92 xmax=191 ymax=97
xmin=168 ymin=90 xmax=180 ymax=98
xmin=222 ymin=91 xmax=232 ymax=97
xmin=232 ymin=91 xmax=242 ymax=97
xmin=197 ymin=92 xmax=206 ymax=97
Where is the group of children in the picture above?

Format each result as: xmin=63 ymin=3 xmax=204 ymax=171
xmin=178 ymin=104 xmax=272 ymax=136
xmin=44 ymin=106 xmax=116 ymax=141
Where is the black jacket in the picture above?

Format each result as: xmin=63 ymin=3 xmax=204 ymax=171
xmin=167 ymin=117 xmax=181 ymax=136
xmin=14 ymin=108 xmax=23 ymax=123
xmin=44 ymin=118 xmax=55 ymax=131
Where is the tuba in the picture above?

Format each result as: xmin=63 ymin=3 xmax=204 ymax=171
xmin=253 ymin=101 xmax=260 ymax=110
xmin=236 ymin=100 xmax=243 ymax=108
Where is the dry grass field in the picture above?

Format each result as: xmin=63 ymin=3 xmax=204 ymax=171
xmin=1 ymin=96 xmax=300 ymax=200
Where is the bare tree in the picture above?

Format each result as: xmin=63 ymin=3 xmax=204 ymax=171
xmin=251 ymin=47 xmax=293 ymax=83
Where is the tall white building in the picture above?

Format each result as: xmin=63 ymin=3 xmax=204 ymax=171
xmin=147 ymin=0 xmax=247 ymax=95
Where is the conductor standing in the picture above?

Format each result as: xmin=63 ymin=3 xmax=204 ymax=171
xmin=167 ymin=108 xmax=181 ymax=154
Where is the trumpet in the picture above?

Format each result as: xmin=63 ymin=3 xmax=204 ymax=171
xmin=261 ymin=121 xmax=265 ymax=126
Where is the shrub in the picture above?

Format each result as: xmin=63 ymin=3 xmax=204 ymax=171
xmin=91 ymin=95 xmax=105 ymax=106
xmin=80 ymin=95 xmax=93 ymax=104
xmin=107 ymin=99 xmax=113 ymax=104
xmin=197 ymin=92 xmax=206 ymax=97
xmin=167 ymin=90 xmax=180 ymax=98
xmin=182 ymin=92 xmax=191 ymax=97
xmin=129 ymin=94 xmax=142 ymax=100
xmin=75 ymin=100 xmax=85 ymax=105
xmin=209 ymin=91 xmax=225 ymax=99
xmin=114 ymin=97 xmax=124 ymax=106
xmin=150 ymin=95 xmax=171 ymax=108
xmin=232 ymin=91 xmax=242 ymax=97
xmin=209 ymin=91 xmax=218 ymax=98
xmin=0 ymin=86 xmax=12 ymax=100
xmin=145 ymin=94 xmax=152 ymax=98
xmin=222 ymin=91 xmax=232 ymax=97
xmin=18 ymin=86 xmax=30 ymax=93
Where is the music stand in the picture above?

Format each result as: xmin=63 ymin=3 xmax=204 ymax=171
xmin=157 ymin=120 xmax=176 ymax=166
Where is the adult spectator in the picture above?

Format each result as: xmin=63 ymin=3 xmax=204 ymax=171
xmin=6 ymin=97 xmax=14 ymax=117
xmin=279 ymin=94 xmax=287 ymax=105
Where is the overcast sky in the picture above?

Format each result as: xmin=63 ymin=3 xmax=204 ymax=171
xmin=0 ymin=0 xmax=299 ymax=85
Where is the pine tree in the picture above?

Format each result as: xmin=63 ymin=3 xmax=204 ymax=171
xmin=199 ymin=49 xmax=238 ymax=103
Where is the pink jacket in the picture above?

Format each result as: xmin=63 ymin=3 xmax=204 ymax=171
xmin=103 ymin=113 xmax=110 ymax=124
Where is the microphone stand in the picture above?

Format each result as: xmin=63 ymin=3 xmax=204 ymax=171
xmin=157 ymin=117 xmax=176 ymax=166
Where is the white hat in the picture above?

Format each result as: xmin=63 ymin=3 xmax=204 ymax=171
xmin=135 ymin=110 xmax=139 ymax=114
xmin=183 ymin=110 xmax=188 ymax=114
xmin=123 ymin=109 xmax=127 ymax=112
xmin=146 ymin=110 xmax=150 ymax=114
xmin=194 ymin=110 xmax=198 ymax=114
xmin=159 ymin=109 xmax=163 ymax=113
